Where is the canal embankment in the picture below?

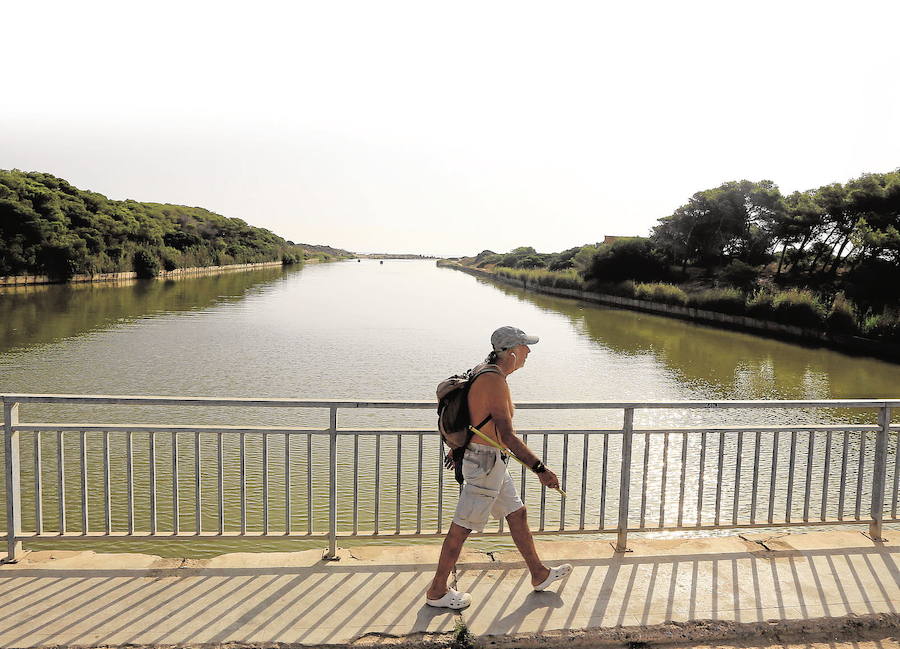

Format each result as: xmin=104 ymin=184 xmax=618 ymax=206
xmin=438 ymin=260 xmax=900 ymax=363
xmin=0 ymin=260 xmax=299 ymax=287
xmin=1 ymin=529 xmax=897 ymax=648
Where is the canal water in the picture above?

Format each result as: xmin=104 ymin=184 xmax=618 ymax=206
xmin=1 ymin=260 xmax=898 ymax=556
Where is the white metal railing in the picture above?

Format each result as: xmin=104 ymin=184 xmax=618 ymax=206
xmin=2 ymin=394 xmax=899 ymax=562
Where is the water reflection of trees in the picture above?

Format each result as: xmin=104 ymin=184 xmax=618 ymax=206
xmin=0 ymin=266 xmax=294 ymax=354
xmin=478 ymin=278 xmax=900 ymax=424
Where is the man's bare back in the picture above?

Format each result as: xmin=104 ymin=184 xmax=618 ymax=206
xmin=467 ymin=371 xmax=514 ymax=447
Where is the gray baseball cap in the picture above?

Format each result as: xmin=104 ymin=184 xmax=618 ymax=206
xmin=491 ymin=326 xmax=539 ymax=351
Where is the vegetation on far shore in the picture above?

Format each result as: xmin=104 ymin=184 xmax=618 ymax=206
xmin=0 ymin=169 xmax=352 ymax=280
xmin=451 ymin=169 xmax=900 ymax=343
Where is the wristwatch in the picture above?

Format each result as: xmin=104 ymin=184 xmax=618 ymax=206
xmin=532 ymin=460 xmax=547 ymax=474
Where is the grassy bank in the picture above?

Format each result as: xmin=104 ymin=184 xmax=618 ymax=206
xmin=444 ymin=261 xmax=900 ymax=346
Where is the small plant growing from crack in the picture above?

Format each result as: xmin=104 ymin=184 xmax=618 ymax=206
xmin=451 ymin=619 xmax=476 ymax=649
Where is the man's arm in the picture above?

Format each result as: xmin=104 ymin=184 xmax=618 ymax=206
xmin=477 ymin=374 xmax=560 ymax=489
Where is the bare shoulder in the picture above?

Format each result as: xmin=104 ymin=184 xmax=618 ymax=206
xmin=472 ymin=371 xmax=509 ymax=400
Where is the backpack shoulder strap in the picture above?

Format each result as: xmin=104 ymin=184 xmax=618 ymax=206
xmin=471 ymin=362 xmax=502 ymax=377
xmin=468 ymin=363 xmax=502 ymax=431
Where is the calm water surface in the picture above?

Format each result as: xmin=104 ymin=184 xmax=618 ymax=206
xmin=1 ymin=260 xmax=898 ymax=556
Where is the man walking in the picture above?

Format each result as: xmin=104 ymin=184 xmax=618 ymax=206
xmin=426 ymin=326 xmax=572 ymax=609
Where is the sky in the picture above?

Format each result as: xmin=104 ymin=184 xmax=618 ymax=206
xmin=2 ymin=1 xmax=898 ymax=257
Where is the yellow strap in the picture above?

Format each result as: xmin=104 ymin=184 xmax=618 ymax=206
xmin=468 ymin=425 xmax=566 ymax=498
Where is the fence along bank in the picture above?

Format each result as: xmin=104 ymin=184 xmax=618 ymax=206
xmin=0 ymin=260 xmax=287 ymax=287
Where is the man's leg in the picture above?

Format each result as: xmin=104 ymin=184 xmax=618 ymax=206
xmin=505 ymin=506 xmax=551 ymax=586
xmin=426 ymin=522 xmax=471 ymax=599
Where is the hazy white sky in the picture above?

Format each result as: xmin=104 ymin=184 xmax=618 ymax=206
xmin=2 ymin=1 xmax=898 ymax=256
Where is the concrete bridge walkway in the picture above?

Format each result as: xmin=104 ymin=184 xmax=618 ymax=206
xmin=1 ymin=530 xmax=898 ymax=647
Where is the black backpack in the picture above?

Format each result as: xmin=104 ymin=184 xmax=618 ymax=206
xmin=436 ymin=363 xmax=501 ymax=484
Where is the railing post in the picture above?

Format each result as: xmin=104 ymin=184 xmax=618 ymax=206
xmin=326 ymin=407 xmax=338 ymax=559
xmin=869 ymin=405 xmax=891 ymax=541
xmin=4 ymin=401 xmax=23 ymax=562
xmin=615 ymin=407 xmax=634 ymax=552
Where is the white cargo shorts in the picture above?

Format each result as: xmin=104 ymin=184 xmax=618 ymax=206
xmin=452 ymin=443 xmax=525 ymax=532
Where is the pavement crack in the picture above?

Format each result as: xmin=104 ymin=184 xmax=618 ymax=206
xmin=740 ymin=532 xmax=789 ymax=552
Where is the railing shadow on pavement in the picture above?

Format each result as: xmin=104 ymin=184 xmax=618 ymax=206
xmin=0 ymin=539 xmax=897 ymax=646
xmin=458 ymin=540 xmax=900 ymax=636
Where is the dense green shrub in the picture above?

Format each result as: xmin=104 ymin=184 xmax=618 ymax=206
xmin=161 ymin=246 xmax=180 ymax=272
xmin=471 ymin=249 xmax=498 ymax=266
xmin=38 ymin=242 xmax=85 ymax=281
xmin=717 ymin=260 xmax=760 ymax=291
xmin=844 ymin=259 xmax=900 ymax=311
xmin=547 ymin=259 xmax=571 ymax=271
xmin=590 ymin=280 xmax=636 ymax=298
xmin=826 ymin=293 xmax=859 ymax=335
xmin=634 ymin=282 xmax=688 ymax=305
xmin=863 ymin=310 xmax=900 ymax=342
xmin=688 ymin=288 xmax=747 ymax=315
xmin=475 ymin=254 xmax=501 ymax=268
xmin=518 ymin=254 xmax=547 ymax=269
xmin=582 ymin=238 xmax=670 ymax=283
xmin=547 ymin=246 xmax=586 ymax=271
xmin=572 ymin=245 xmax=600 ymax=274
xmin=746 ymin=290 xmax=775 ymax=319
xmin=133 ymin=249 xmax=160 ymax=278
xmin=770 ymin=289 xmax=826 ymax=328
xmin=497 ymin=247 xmax=552 ymax=269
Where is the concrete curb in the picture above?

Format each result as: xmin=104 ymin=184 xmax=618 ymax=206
xmin=0 ymin=261 xmax=286 ymax=287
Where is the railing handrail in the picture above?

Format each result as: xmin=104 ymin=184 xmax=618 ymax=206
xmin=3 ymin=394 xmax=897 ymax=563
xmin=9 ymin=424 xmax=900 ymax=435
xmin=4 ymin=393 xmax=900 ymax=409
xmin=2 ymin=394 xmax=437 ymax=408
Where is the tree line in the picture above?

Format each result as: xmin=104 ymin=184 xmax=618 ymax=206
xmin=457 ymin=168 xmax=900 ymax=340
xmin=0 ymin=170 xmax=328 ymax=280
xmin=649 ymin=172 xmax=900 ymax=306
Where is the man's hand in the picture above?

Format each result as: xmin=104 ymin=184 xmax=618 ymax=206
xmin=538 ymin=468 xmax=560 ymax=490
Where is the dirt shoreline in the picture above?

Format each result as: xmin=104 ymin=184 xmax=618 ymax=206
xmin=352 ymin=615 xmax=900 ymax=648
xmin=11 ymin=614 xmax=897 ymax=648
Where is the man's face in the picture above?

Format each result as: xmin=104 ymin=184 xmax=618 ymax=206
xmin=512 ymin=344 xmax=531 ymax=369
